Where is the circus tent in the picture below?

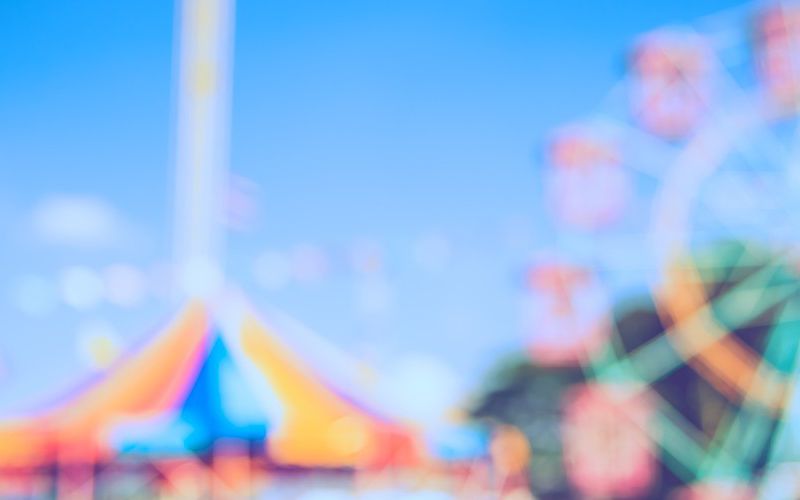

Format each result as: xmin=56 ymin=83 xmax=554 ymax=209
xmin=0 ymin=296 xmax=422 ymax=470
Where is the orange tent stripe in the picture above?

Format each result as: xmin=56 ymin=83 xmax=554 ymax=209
xmin=0 ymin=303 xmax=209 ymax=464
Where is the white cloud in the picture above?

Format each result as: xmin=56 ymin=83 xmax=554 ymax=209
xmin=31 ymin=195 xmax=124 ymax=249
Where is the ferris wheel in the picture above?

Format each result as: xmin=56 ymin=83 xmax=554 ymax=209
xmin=523 ymin=1 xmax=800 ymax=497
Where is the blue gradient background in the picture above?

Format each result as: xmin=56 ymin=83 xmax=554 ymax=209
xmin=0 ymin=0 xmax=747 ymax=412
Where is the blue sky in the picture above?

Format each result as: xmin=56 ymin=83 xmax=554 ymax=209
xmin=0 ymin=0 xmax=749 ymax=414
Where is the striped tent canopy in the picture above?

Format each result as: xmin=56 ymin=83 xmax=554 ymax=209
xmin=0 ymin=297 xmax=421 ymax=470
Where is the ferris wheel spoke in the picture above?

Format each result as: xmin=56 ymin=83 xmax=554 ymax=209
xmin=700 ymin=326 xmax=799 ymax=481
xmin=589 ymin=250 xmax=798 ymax=398
xmin=577 ymin=330 xmax=718 ymax=482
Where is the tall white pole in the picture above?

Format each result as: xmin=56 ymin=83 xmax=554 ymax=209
xmin=173 ymin=0 xmax=235 ymax=298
